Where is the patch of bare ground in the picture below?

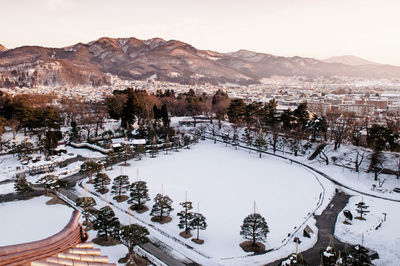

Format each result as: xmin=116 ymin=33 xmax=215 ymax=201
xmin=118 ymin=253 xmax=149 ymax=266
xmin=151 ymin=216 xmax=172 ymax=224
xmin=240 ymin=241 xmax=266 ymax=254
xmin=191 ymin=238 xmax=204 ymax=245
xmin=129 ymin=205 xmax=149 ymax=213
xmin=179 ymin=231 xmax=192 ymax=239
xmin=113 ymin=195 xmax=129 ymax=202
xmin=92 ymin=235 xmax=120 ymax=246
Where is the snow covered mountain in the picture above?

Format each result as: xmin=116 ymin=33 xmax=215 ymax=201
xmin=2 ymin=37 xmax=400 ymax=88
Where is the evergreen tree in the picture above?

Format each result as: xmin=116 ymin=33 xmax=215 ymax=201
xmin=227 ymin=99 xmax=246 ymax=125
xmin=76 ymin=197 xmax=96 ymax=226
xmin=80 ymin=160 xmax=102 ymax=173
xmin=263 ymin=98 xmax=278 ymax=127
xmin=177 ymin=201 xmax=194 ymax=235
xmin=232 ymin=127 xmax=239 ymax=149
xmin=42 ymin=130 xmax=61 ymax=155
xmin=242 ymin=128 xmax=253 ymax=147
xmin=14 ymin=176 xmax=33 ymax=194
xmin=150 ymin=193 xmax=174 ymax=222
xmin=93 ymin=206 xmax=120 ymax=240
xmin=121 ymin=90 xmax=136 ymax=130
xmin=190 ymin=212 xmax=207 ymax=241
xmin=355 ymin=201 xmax=370 ymax=220
xmin=240 ymin=213 xmax=269 ymax=245
xmin=307 ymin=114 xmax=328 ymax=142
xmin=135 ymin=144 xmax=146 ymax=159
xmin=93 ymin=173 xmax=111 ymax=194
xmin=111 ymin=175 xmax=130 ymax=201
xmin=70 ymin=120 xmax=79 ymax=141
xmin=254 ymin=129 xmax=266 ymax=158
xmin=293 ymin=102 xmax=309 ymax=132
xmin=128 ymin=181 xmax=150 ymax=211
xmin=280 ymin=108 xmax=294 ymax=131
xmin=120 ymin=143 xmax=134 ymax=165
xmin=118 ymin=224 xmax=149 ymax=260
xmin=160 ymin=103 xmax=170 ymax=128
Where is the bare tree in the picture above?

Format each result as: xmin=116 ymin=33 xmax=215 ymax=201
xmin=327 ymin=113 xmax=353 ymax=150
xmin=353 ymin=150 xmax=365 ymax=173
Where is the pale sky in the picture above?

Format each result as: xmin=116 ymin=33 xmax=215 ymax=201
xmin=1 ymin=0 xmax=400 ymax=65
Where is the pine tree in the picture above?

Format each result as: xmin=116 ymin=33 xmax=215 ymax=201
xmin=135 ymin=144 xmax=146 ymax=159
xmin=76 ymin=197 xmax=96 ymax=226
xmin=118 ymin=224 xmax=149 ymax=260
xmin=160 ymin=103 xmax=170 ymax=128
xmin=177 ymin=201 xmax=194 ymax=236
xmin=240 ymin=213 xmax=269 ymax=245
xmin=232 ymin=127 xmax=239 ymax=149
xmin=190 ymin=212 xmax=207 ymax=242
xmin=120 ymin=143 xmax=134 ymax=165
xmin=111 ymin=175 xmax=130 ymax=202
xmin=242 ymin=128 xmax=253 ymax=147
xmin=93 ymin=173 xmax=111 ymax=194
xmin=14 ymin=176 xmax=33 ymax=194
xmin=355 ymin=201 xmax=370 ymax=220
xmin=254 ymin=129 xmax=266 ymax=158
xmin=121 ymin=90 xmax=136 ymax=130
xmin=93 ymin=206 xmax=120 ymax=240
xmin=150 ymin=193 xmax=174 ymax=222
xmin=128 ymin=181 xmax=150 ymax=211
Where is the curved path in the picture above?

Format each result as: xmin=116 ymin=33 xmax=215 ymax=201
xmin=266 ymin=191 xmax=351 ymax=265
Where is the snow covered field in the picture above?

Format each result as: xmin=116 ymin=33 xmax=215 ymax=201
xmin=82 ymin=141 xmax=331 ymax=261
xmin=0 ymin=196 xmax=73 ymax=246
xmin=335 ymin=195 xmax=400 ymax=266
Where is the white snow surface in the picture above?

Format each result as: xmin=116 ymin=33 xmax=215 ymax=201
xmin=335 ymin=195 xmax=400 ymax=266
xmin=0 ymin=196 xmax=73 ymax=246
xmin=80 ymin=141 xmax=330 ymax=263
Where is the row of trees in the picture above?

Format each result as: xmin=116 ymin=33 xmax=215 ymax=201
xmin=227 ymin=98 xmax=399 ymax=152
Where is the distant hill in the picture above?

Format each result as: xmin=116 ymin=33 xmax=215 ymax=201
xmin=323 ymin=55 xmax=380 ymax=66
xmin=2 ymin=37 xmax=400 ymax=88
xmin=0 ymin=44 xmax=7 ymax=52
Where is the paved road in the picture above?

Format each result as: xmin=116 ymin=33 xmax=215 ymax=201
xmin=141 ymin=243 xmax=187 ymax=266
xmin=266 ymin=191 xmax=351 ymax=265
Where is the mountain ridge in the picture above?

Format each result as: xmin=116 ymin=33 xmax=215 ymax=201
xmin=1 ymin=37 xmax=400 ymax=88
xmin=323 ymin=55 xmax=380 ymax=66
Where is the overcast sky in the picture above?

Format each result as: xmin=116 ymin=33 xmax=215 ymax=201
xmin=1 ymin=0 xmax=400 ymax=65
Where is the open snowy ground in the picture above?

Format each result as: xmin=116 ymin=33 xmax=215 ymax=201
xmin=0 ymin=196 xmax=73 ymax=246
xmin=335 ymin=195 xmax=400 ymax=266
xmin=82 ymin=141 xmax=329 ymax=261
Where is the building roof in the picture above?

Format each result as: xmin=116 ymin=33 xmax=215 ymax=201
xmin=0 ymin=210 xmax=115 ymax=266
